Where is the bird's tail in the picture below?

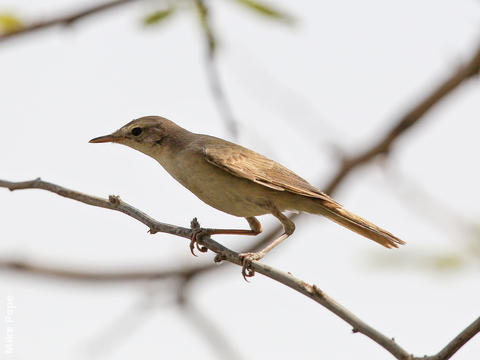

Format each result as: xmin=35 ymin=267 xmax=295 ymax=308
xmin=308 ymin=198 xmax=405 ymax=248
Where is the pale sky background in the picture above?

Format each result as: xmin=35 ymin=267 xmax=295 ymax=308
xmin=1 ymin=0 xmax=480 ymax=359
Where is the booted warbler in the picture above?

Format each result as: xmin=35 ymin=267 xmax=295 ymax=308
xmin=90 ymin=116 xmax=404 ymax=277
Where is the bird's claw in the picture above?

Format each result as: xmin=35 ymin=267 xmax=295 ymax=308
xmin=189 ymin=229 xmax=209 ymax=256
xmin=189 ymin=218 xmax=209 ymax=256
xmin=239 ymin=252 xmax=263 ymax=281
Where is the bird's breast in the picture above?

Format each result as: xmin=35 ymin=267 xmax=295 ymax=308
xmin=157 ymin=149 xmax=275 ymax=217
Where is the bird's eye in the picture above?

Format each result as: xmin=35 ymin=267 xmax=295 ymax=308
xmin=131 ymin=127 xmax=142 ymax=136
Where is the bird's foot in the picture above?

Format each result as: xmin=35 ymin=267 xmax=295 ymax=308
xmin=238 ymin=252 xmax=264 ymax=281
xmin=189 ymin=218 xmax=209 ymax=256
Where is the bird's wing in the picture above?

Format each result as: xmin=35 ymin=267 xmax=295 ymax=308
xmin=202 ymin=140 xmax=335 ymax=202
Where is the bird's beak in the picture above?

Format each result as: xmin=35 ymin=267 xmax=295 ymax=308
xmin=89 ymin=134 xmax=123 ymax=143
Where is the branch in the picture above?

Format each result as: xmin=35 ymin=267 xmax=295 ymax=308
xmin=1 ymin=0 xmax=238 ymax=140
xmin=195 ymin=0 xmax=239 ymax=139
xmin=85 ymin=290 xmax=174 ymax=357
xmin=0 ymin=0 xmax=141 ymax=42
xmin=324 ymin=42 xmax=480 ymax=195
xmin=0 ymin=258 xmax=213 ymax=282
xmin=250 ymin=41 xmax=480 ymax=249
xmin=0 ymin=178 xmax=193 ymax=237
xmin=0 ymin=178 xmax=408 ymax=358
xmin=178 ymin=299 xmax=243 ymax=360
xmin=1 ymin=178 xmax=479 ymax=359
xmin=423 ymin=316 xmax=480 ymax=360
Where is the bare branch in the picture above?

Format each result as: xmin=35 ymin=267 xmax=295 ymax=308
xmin=0 ymin=258 xmax=213 ymax=282
xmin=1 ymin=0 xmax=239 ymax=139
xmin=324 ymin=42 xmax=480 ymax=195
xmin=0 ymin=177 xmax=191 ymax=238
xmin=250 ymin=41 xmax=480 ymax=250
xmin=85 ymin=290 xmax=174 ymax=357
xmin=0 ymin=0 xmax=141 ymax=42
xmin=195 ymin=0 xmax=240 ymax=139
xmin=421 ymin=316 xmax=480 ymax=360
xmin=2 ymin=177 xmax=479 ymax=359
xmin=1 ymin=2 xmax=477 ymax=358
xmin=0 ymin=178 xmax=407 ymax=358
xmin=178 ymin=300 xmax=243 ymax=360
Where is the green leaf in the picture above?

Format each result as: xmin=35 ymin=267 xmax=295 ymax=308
xmin=143 ymin=7 xmax=175 ymax=26
xmin=232 ymin=0 xmax=295 ymax=24
xmin=0 ymin=13 xmax=23 ymax=34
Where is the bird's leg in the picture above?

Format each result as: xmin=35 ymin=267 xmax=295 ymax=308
xmin=189 ymin=217 xmax=262 ymax=256
xmin=239 ymin=207 xmax=295 ymax=279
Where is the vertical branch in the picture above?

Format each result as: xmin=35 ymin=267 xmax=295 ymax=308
xmin=195 ymin=0 xmax=239 ymax=139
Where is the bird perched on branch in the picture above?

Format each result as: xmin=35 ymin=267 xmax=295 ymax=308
xmin=90 ymin=116 xmax=404 ymax=278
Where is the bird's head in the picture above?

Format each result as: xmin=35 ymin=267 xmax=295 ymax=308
xmin=89 ymin=115 xmax=187 ymax=157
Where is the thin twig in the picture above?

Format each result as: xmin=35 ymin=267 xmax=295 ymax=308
xmin=195 ymin=0 xmax=239 ymax=139
xmin=0 ymin=258 xmax=212 ymax=282
xmin=85 ymin=289 xmax=174 ymax=357
xmin=0 ymin=0 xmax=141 ymax=42
xmin=423 ymin=316 xmax=480 ymax=360
xmin=324 ymin=42 xmax=480 ymax=194
xmin=0 ymin=0 xmax=239 ymax=139
xmin=176 ymin=277 xmax=243 ymax=360
xmin=1 ymin=177 xmax=479 ymax=359
xmin=178 ymin=300 xmax=243 ymax=360
xmin=0 ymin=178 xmax=191 ymax=237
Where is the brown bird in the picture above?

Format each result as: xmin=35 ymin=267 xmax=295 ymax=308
xmin=90 ymin=116 xmax=404 ymax=278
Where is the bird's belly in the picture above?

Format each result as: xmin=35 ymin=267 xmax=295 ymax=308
xmin=162 ymin=157 xmax=272 ymax=217
xmin=185 ymin=171 xmax=271 ymax=217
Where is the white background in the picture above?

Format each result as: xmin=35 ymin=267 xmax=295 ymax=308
xmin=1 ymin=0 xmax=479 ymax=359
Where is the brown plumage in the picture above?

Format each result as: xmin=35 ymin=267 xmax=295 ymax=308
xmin=90 ymin=116 xmax=405 ymax=277
xmin=202 ymin=139 xmax=403 ymax=249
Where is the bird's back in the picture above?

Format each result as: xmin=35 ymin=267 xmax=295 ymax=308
xmin=196 ymin=134 xmax=335 ymax=202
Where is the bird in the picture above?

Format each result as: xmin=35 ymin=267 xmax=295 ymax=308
xmin=90 ymin=116 xmax=405 ymax=278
